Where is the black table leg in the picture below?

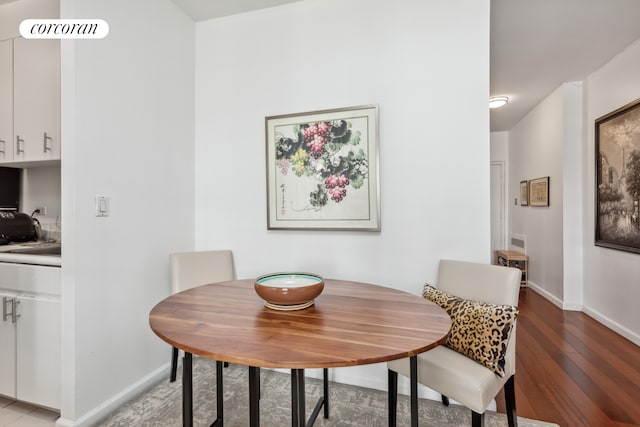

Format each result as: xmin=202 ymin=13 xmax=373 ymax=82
xmin=323 ymin=368 xmax=329 ymax=419
xmin=170 ymin=347 xmax=179 ymax=382
xmin=291 ymin=370 xmax=298 ymax=427
xmin=291 ymin=369 xmax=305 ymax=427
xmin=210 ymin=361 xmax=224 ymax=426
xmin=183 ymin=352 xmax=193 ymax=427
xmin=291 ymin=369 xmax=300 ymax=427
xmin=388 ymin=369 xmax=398 ymax=427
xmin=249 ymin=366 xmax=260 ymax=427
xmin=410 ymin=355 xmax=418 ymax=427
xmin=291 ymin=369 xmax=328 ymax=427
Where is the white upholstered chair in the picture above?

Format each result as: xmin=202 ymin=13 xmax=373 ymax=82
xmin=387 ymin=259 xmax=522 ymax=427
xmin=169 ymin=250 xmax=234 ymax=382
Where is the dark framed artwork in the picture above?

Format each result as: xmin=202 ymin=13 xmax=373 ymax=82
xmin=520 ymin=180 xmax=529 ymax=206
xmin=595 ymin=98 xmax=640 ymax=254
xmin=265 ymin=105 xmax=380 ymax=231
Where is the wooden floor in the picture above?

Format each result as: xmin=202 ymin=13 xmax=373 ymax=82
xmin=495 ymin=288 xmax=640 ymax=427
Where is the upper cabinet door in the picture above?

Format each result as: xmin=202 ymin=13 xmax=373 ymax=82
xmin=0 ymin=39 xmax=13 ymax=163
xmin=13 ymin=37 xmax=60 ymax=162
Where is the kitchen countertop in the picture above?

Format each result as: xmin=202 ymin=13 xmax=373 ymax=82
xmin=0 ymin=242 xmax=62 ymax=267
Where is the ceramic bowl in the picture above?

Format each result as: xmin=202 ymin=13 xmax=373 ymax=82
xmin=254 ymin=273 xmax=324 ymax=310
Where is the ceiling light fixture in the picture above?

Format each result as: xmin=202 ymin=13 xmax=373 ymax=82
xmin=489 ymin=96 xmax=509 ymax=109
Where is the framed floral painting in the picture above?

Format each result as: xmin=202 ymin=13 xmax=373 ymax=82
xmin=265 ymin=105 xmax=380 ymax=230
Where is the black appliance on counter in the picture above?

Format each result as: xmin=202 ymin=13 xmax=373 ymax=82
xmin=0 ymin=166 xmax=21 ymax=211
xmin=0 ymin=167 xmax=34 ymax=245
xmin=0 ymin=212 xmax=37 ymax=245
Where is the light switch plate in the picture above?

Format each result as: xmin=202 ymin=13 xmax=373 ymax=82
xmin=95 ymin=196 xmax=109 ymax=217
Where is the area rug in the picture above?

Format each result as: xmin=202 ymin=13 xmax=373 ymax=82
xmin=98 ymin=358 xmax=558 ymax=427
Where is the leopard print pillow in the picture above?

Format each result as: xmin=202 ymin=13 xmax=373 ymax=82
xmin=423 ymin=284 xmax=519 ymax=377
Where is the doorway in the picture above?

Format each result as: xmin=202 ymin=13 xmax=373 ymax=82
xmin=490 ymin=161 xmax=507 ymax=259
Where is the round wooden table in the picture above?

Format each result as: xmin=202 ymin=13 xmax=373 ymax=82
xmin=149 ymin=279 xmax=451 ymax=427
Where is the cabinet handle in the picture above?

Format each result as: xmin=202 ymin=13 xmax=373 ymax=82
xmin=43 ymin=132 xmax=52 ymax=152
xmin=0 ymin=139 xmax=5 ymax=154
xmin=2 ymin=296 xmax=17 ymax=322
xmin=2 ymin=296 xmax=9 ymax=322
xmin=11 ymin=299 xmax=20 ymax=323
xmin=16 ymin=135 xmax=24 ymax=155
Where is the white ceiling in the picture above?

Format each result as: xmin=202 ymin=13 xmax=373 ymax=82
xmin=490 ymin=0 xmax=640 ymax=131
xmin=174 ymin=0 xmax=640 ymax=131
xmin=171 ymin=0 xmax=301 ymax=22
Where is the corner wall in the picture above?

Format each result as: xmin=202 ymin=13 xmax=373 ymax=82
xmin=195 ymin=0 xmax=491 ymax=392
xmin=508 ymin=87 xmax=565 ymax=303
xmin=584 ymin=39 xmax=640 ymax=345
xmin=60 ymin=0 xmax=195 ymax=424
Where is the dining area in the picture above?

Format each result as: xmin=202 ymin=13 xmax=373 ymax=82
xmin=147 ymin=251 xmax=523 ymax=427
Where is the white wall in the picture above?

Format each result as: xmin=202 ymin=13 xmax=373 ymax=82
xmin=195 ymin=0 xmax=490 ymax=392
xmin=584 ymin=38 xmax=640 ymax=345
xmin=59 ymin=0 xmax=195 ymax=424
xmin=508 ymin=87 xmax=564 ymax=302
xmin=561 ymin=82 xmax=584 ymax=310
xmin=491 ymin=131 xmax=509 ymax=163
xmin=21 ymin=166 xmax=61 ymax=230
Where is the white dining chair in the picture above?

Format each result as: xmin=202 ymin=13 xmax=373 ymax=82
xmin=387 ymin=259 xmax=522 ymax=427
xmin=169 ymin=249 xmax=234 ymax=382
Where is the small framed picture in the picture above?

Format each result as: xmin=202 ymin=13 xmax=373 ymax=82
xmin=529 ymin=176 xmax=550 ymax=207
xmin=520 ymin=181 xmax=528 ymax=206
xmin=265 ymin=105 xmax=380 ymax=231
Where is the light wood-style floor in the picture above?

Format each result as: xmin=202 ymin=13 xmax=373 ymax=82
xmin=496 ymin=288 xmax=640 ymax=427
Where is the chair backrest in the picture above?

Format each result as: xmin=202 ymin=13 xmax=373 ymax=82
xmin=437 ymin=259 xmax=521 ymax=378
xmin=437 ymin=259 xmax=520 ymax=306
xmin=170 ymin=250 xmax=234 ymax=294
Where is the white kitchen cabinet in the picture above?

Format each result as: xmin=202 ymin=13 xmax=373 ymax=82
xmin=0 ymin=39 xmax=13 ymax=162
xmin=0 ymin=292 xmax=17 ymax=399
xmin=12 ymin=37 xmax=60 ymax=164
xmin=0 ymin=263 xmax=61 ymax=409
xmin=15 ymin=295 xmax=61 ymax=409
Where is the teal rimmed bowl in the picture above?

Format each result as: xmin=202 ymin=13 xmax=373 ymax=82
xmin=254 ymin=273 xmax=324 ymax=310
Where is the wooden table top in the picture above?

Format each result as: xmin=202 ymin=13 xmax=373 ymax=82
xmin=149 ymin=279 xmax=451 ymax=369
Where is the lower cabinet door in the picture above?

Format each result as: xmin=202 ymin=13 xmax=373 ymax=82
xmin=15 ymin=295 xmax=61 ymax=409
xmin=0 ymin=292 xmax=17 ymax=399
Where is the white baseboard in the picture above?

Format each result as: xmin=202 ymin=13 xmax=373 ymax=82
xmin=55 ymin=418 xmax=74 ymax=427
xmin=582 ymin=306 xmax=640 ymax=347
xmin=526 ymin=281 xmax=563 ymax=308
xmin=527 ymin=282 xmax=639 ymax=347
xmin=562 ymin=302 xmax=583 ymax=311
xmin=525 ymin=281 xmax=581 ymax=310
xmin=275 ymin=364 xmax=443 ymax=401
xmin=57 ymin=363 xmax=170 ymax=427
xmin=283 ymin=363 xmax=500 ymax=410
xmin=314 ymin=364 xmax=497 ymax=411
